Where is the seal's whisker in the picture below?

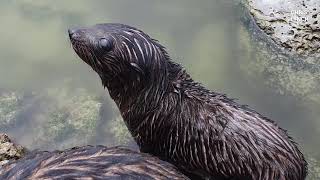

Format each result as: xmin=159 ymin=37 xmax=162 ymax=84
xmin=87 ymin=47 xmax=100 ymax=74
xmin=90 ymin=49 xmax=103 ymax=73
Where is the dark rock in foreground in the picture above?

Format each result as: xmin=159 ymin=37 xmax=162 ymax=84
xmin=0 ymin=145 xmax=189 ymax=180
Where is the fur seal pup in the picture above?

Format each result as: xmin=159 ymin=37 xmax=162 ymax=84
xmin=69 ymin=23 xmax=307 ymax=180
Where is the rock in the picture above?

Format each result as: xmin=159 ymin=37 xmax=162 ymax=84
xmin=246 ymin=0 xmax=320 ymax=55
xmin=238 ymin=1 xmax=320 ymax=104
xmin=0 ymin=133 xmax=26 ymax=166
xmin=237 ymin=3 xmax=320 ymax=167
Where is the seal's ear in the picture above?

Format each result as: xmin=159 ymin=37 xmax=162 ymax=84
xmin=130 ymin=62 xmax=144 ymax=75
xmin=98 ymin=37 xmax=113 ymax=52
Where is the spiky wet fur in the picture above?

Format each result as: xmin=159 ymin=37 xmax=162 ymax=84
xmin=0 ymin=146 xmax=188 ymax=179
xmin=70 ymin=23 xmax=307 ymax=180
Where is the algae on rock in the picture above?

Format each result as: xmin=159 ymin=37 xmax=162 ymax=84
xmin=0 ymin=92 xmax=22 ymax=128
xmin=308 ymin=157 xmax=320 ymax=180
xmin=32 ymin=87 xmax=102 ymax=150
xmin=0 ymin=85 xmax=134 ymax=151
xmin=109 ymin=116 xmax=132 ymax=145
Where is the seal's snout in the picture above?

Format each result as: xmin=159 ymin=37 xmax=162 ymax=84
xmin=68 ymin=28 xmax=77 ymax=39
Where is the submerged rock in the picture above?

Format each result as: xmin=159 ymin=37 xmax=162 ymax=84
xmin=0 ymin=87 xmax=102 ymax=150
xmin=0 ymin=85 xmax=134 ymax=151
xmin=109 ymin=116 xmax=132 ymax=145
xmin=246 ymin=0 xmax=320 ymax=55
xmin=0 ymin=91 xmax=23 ymax=129
xmin=308 ymin=157 xmax=320 ymax=180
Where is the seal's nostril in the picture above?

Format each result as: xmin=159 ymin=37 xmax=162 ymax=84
xmin=68 ymin=29 xmax=76 ymax=39
xmin=68 ymin=29 xmax=75 ymax=35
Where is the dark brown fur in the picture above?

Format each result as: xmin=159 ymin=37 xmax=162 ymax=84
xmin=0 ymin=146 xmax=189 ymax=180
xmin=69 ymin=23 xmax=307 ymax=180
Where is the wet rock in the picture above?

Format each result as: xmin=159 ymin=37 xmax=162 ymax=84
xmin=238 ymin=1 xmax=320 ymax=158
xmin=0 ymin=133 xmax=26 ymax=166
xmin=246 ymin=0 xmax=320 ymax=55
xmin=238 ymin=1 xmax=320 ymax=105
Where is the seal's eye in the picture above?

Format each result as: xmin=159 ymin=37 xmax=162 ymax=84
xmin=99 ymin=38 xmax=113 ymax=52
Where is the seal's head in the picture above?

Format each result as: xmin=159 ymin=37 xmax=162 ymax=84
xmin=69 ymin=23 xmax=175 ymax=105
xmin=69 ymin=23 xmax=169 ymax=83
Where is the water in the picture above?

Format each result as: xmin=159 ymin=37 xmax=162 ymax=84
xmin=0 ymin=0 xmax=319 ymax=177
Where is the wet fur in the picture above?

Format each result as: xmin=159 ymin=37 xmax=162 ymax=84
xmin=0 ymin=146 xmax=188 ymax=180
xmin=69 ymin=23 xmax=307 ymax=180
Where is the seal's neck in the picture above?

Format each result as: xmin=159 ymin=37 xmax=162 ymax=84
xmin=101 ymin=45 xmax=173 ymax=111
xmin=102 ymin=59 xmax=187 ymax=113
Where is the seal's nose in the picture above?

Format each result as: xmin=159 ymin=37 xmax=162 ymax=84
xmin=68 ymin=29 xmax=76 ymax=39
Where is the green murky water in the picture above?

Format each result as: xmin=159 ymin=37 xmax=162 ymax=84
xmin=0 ymin=0 xmax=319 ymax=178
